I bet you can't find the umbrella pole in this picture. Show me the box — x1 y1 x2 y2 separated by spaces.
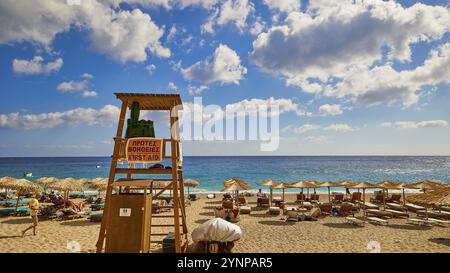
363 188 366 220
282 188 285 201
328 187 331 203
270 188 272 206
15 194 20 213
402 188 406 206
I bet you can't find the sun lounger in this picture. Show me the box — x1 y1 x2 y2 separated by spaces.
386 202 407 212
439 206 450 212
310 194 320 203
237 195 247 205
222 200 234 210
340 203 354 217
359 202 380 210
405 203 426 212
300 201 313 209
417 210 450 220
367 216 389 225
0 199 31 207
296 194 305 203
319 203 332 216
346 217 365 226
257 197 270 209
239 206 251 214
344 192 362 203
385 209 409 218
366 209 393 219
207 194 215 199
0 206 29 216
269 206 281 215
386 194 402 203
58 208 91 220
407 218 434 226
332 193 344 203
90 203 105 211
427 218 450 227
370 194 385 204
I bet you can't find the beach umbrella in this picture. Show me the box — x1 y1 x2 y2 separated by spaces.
35 177 59 192
223 178 252 190
184 179 199 196
290 180 318 198
406 185 450 207
89 177 107 183
319 181 339 202
0 176 16 197
337 180 357 197
260 179 281 205
351 182 377 217
47 178 83 200
271 183 290 201
408 180 442 192
4 178 40 211
221 182 249 199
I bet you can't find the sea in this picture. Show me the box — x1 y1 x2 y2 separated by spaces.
0 156 449 192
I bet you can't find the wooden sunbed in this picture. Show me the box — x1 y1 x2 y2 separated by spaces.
405 203 426 212
359 202 379 210
407 218 434 226
428 218 450 227
346 216 365 226
367 216 389 225
386 202 407 212
366 209 393 219
417 210 450 220
385 209 409 218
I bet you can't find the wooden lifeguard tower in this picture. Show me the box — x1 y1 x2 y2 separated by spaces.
96 93 188 253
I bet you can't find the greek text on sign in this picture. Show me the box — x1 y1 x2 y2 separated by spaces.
126 137 163 163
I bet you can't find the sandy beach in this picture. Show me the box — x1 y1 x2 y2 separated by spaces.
1 193 449 253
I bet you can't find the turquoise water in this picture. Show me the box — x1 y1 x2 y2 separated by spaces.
0 156 449 192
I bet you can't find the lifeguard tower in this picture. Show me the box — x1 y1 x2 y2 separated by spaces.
96 93 188 253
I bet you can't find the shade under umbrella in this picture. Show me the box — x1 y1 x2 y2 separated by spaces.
184 179 199 195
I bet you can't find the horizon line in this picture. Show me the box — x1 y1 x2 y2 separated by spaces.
1 154 450 158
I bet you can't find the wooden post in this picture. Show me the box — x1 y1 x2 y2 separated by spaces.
170 107 181 253
96 99 128 253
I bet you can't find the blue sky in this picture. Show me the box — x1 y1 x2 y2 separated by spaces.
0 0 449 156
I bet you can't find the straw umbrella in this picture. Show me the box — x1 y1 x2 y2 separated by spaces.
319 181 339 202
0 176 16 198
47 178 83 201
4 178 40 211
222 182 249 199
290 180 317 197
184 179 199 196
88 178 108 198
223 178 252 190
375 180 401 207
259 179 280 205
408 180 442 193
338 180 357 197
271 183 289 201
351 182 377 217
406 185 450 207
36 177 59 192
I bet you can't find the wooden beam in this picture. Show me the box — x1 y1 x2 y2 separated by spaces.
170 109 181 253
96 99 128 253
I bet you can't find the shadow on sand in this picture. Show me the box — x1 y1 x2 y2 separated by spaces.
323 222 362 229
428 237 450 247
258 220 296 226
60 220 99 227
1 218 32 225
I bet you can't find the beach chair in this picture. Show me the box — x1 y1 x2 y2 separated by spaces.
296 193 306 203
386 202 408 212
367 216 389 225
345 192 362 203
214 207 225 218
319 203 332 216
58 208 91 221
222 193 232 200
332 193 344 203
207 194 215 199
339 203 354 217
90 203 105 211
189 194 199 201
438 206 450 212
359 202 380 210
285 209 299 222
269 206 281 215
385 209 409 218
370 194 385 204
239 206 251 214
310 194 320 203
346 216 365 226
366 209 393 219
0 206 30 216
407 218 434 226
237 195 247 206
386 194 402 203
257 197 270 209
405 203 426 212
427 218 450 227
417 210 450 220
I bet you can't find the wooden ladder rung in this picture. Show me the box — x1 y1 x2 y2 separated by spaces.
151 224 183 227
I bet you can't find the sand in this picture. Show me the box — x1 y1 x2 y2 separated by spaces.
1 193 449 253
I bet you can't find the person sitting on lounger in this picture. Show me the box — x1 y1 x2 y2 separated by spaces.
21 193 41 237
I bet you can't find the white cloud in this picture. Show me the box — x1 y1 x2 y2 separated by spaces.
81 73 94 79
250 1 450 107
168 82 178 91
293 124 321 134
82 91 98 97
0 105 119 130
250 17 266 36
318 104 343 116
0 0 170 63
57 80 88 93
201 0 254 34
167 25 178 42
303 135 331 144
382 120 448 129
12 56 63 75
263 0 300 13
146 64 156 74
187 85 209 95
181 44 247 85
323 123 354 133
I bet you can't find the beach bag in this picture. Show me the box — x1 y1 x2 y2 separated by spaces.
191 218 242 243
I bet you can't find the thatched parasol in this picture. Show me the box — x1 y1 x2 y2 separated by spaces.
260 179 281 205
223 178 252 190
318 181 339 202
2 178 40 211
406 185 450 206
290 180 319 198
407 180 442 192
271 183 290 201
47 178 83 200
184 179 199 196
221 182 250 198
0 176 16 197
35 177 59 192
351 182 377 217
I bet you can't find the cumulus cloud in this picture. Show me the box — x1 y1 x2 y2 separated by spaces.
0 0 170 63
12 56 63 75
323 123 354 132
167 82 178 91
250 0 450 107
381 120 448 129
0 105 119 130
318 104 343 116
187 85 209 95
201 0 254 34
293 124 321 134
57 74 97 98
145 64 156 74
181 44 247 85
303 135 331 144
263 0 300 13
